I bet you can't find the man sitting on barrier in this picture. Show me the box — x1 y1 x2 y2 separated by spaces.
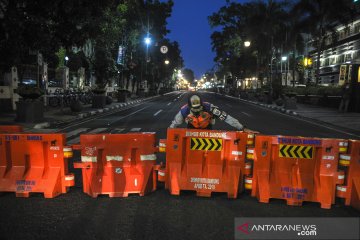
169 94 245 130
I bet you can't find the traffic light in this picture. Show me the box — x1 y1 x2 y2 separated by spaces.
304 57 313 67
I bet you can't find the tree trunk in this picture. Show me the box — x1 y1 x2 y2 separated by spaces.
316 41 321 86
292 42 296 87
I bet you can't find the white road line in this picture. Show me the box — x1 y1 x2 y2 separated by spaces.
241 111 251 117
154 109 163 116
59 103 148 131
226 104 232 107
88 128 108 134
66 128 89 138
109 128 125 134
130 128 141 132
167 103 171 106
107 106 150 125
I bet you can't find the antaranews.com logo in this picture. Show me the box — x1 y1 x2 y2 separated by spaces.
235 218 359 240
237 222 317 236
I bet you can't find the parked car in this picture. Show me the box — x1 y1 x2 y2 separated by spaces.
20 78 37 86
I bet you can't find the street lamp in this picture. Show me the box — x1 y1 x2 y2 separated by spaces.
144 37 152 46
143 35 152 89
164 60 170 65
281 56 288 86
244 41 251 47
65 56 69 66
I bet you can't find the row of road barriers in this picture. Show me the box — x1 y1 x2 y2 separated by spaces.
0 125 359 211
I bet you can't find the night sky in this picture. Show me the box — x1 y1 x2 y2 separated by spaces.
166 0 247 79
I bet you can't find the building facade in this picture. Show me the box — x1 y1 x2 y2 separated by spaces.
308 18 360 85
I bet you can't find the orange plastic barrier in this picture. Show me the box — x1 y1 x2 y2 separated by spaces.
0 133 74 198
0 125 23 133
250 135 346 209
73 133 158 197
336 140 360 210
164 128 254 198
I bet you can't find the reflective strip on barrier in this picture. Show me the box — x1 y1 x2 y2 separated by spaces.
140 154 156 161
246 148 254 159
337 186 347 192
65 175 75 181
339 154 351 166
106 156 123 161
247 134 255 145
244 177 253 190
336 185 348 199
159 139 166 152
232 151 243 156
339 141 348 153
81 156 97 162
63 147 73 158
159 171 165 176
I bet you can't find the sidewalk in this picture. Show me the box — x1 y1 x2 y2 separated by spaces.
0 96 158 131
223 94 360 134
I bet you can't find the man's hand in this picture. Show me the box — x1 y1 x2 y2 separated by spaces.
185 114 194 124
241 128 259 134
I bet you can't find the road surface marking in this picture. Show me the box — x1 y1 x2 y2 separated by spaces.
66 128 89 138
226 104 232 107
112 128 125 133
154 109 163 116
130 128 141 132
241 112 251 117
106 106 150 125
59 104 149 131
167 103 171 106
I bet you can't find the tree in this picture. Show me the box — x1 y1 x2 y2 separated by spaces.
182 68 195 83
0 0 113 71
209 0 289 95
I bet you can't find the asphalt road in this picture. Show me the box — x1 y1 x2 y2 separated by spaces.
0 91 359 240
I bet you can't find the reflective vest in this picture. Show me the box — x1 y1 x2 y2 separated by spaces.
180 103 213 129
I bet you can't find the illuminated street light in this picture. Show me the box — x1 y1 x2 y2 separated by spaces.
144 37 152 46
64 56 69 66
244 41 251 47
281 56 288 61
164 60 170 65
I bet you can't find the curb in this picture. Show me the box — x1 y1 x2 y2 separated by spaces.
32 97 157 129
219 93 298 116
